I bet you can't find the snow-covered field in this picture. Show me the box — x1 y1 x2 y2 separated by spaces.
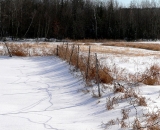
0 42 160 130
97 46 160 74
0 56 108 130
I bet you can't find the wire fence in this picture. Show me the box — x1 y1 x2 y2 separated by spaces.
56 42 113 97
0 42 160 91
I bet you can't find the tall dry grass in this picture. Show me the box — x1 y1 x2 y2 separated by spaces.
57 43 160 86
57 44 113 85
139 65 160 85
2 42 56 56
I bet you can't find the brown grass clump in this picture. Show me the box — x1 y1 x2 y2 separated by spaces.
124 87 147 106
121 108 130 120
137 96 147 106
120 120 128 128
133 118 142 130
106 97 119 110
148 126 160 130
7 43 28 56
99 67 113 84
123 87 139 99
103 119 117 129
147 113 159 124
113 83 125 93
142 109 160 130
145 110 160 124
141 65 160 85
11 50 27 56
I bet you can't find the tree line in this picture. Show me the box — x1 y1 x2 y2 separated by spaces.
0 0 160 40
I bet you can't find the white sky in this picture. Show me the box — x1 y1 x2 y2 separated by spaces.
116 0 155 6
99 0 138 7
117 0 133 6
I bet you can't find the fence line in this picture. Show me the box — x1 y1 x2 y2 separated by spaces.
56 43 113 97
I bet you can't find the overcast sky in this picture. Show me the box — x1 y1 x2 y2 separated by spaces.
116 0 154 6
117 0 132 6
99 0 157 7
99 0 137 7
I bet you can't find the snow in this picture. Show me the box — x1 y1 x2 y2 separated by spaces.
0 43 160 130
88 45 160 75
138 41 160 44
0 56 108 130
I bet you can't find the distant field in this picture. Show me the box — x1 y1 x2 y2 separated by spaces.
72 40 160 51
0 41 160 57
102 42 160 51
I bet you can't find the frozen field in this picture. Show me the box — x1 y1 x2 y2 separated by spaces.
0 56 108 130
0 43 160 130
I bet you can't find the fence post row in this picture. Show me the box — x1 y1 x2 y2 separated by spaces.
56 45 101 97
86 46 91 81
76 45 79 71
95 53 101 97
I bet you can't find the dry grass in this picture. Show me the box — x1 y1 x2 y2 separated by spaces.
99 68 113 84
75 43 160 58
133 118 142 130
102 119 117 129
113 83 125 93
72 39 124 44
137 96 147 106
102 42 160 51
2 42 57 56
141 65 160 85
120 120 128 128
106 96 120 110
148 126 160 130
57 44 113 86
121 108 130 120
146 112 160 124
123 87 139 99
141 109 160 130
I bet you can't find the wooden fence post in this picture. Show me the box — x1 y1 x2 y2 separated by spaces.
86 46 91 81
95 53 101 97
56 45 59 56
69 44 75 65
76 45 79 71
65 43 68 60
62 43 64 58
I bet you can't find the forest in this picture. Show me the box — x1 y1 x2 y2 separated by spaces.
0 0 160 40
